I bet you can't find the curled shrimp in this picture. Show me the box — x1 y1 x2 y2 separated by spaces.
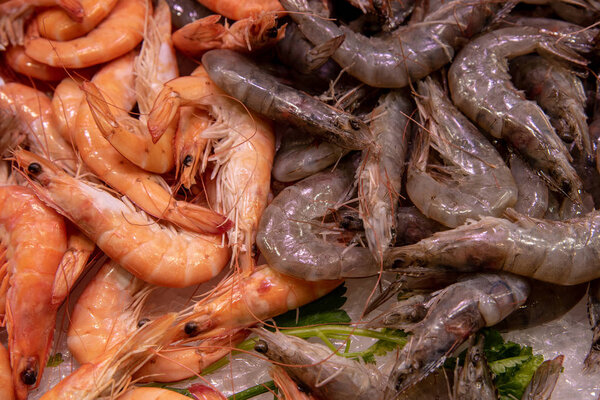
281 0 505 88
36 0 119 41
254 328 385 400
0 343 15 400
173 14 285 57
24 0 146 68
76 52 230 234
258 155 383 281
86 0 177 173
375 273 529 397
67 260 151 364
407 78 518 228
15 149 231 288
149 65 274 264
0 185 67 399
387 207 600 286
39 313 177 400
0 0 83 50
448 26 586 203
5 46 66 81
194 0 283 20
358 90 412 261
509 153 549 218
199 49 372 151
177 264 341 340
0 82 77 173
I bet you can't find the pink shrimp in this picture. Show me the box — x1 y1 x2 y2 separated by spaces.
5 46 66 81
0 185 67 399
174 107 210 189
195 0 283 20
51 76 84 145
0 343 15 400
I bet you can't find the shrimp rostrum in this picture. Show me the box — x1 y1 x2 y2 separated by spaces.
387 208 600 286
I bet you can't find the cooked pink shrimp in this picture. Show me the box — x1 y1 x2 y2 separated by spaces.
177 264 341 340
0 343 15 400
0 185 67 400
39 313 177 400
15 149 231 288
0 82 77 173
0 0 83 49
24 0 146 68
75 52 230 234
149 66 275 266
174 107 210 189
51 76 84 145
195 0 283 20
5 46 65 81
270 366 318 400
67 260 151 364
86 0 177 173
117 387 207 400
36 0 119 41
0 246 8 323
172 14 285 57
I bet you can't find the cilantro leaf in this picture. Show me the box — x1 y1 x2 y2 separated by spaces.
358 329 408 364
46 353 64 367
489 355 531 375
496 354 544 400
271 283 351 328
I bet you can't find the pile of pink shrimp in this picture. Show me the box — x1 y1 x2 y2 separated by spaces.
1 0 600 398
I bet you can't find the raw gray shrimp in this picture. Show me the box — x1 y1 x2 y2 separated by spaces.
257 155 383 281
394 206 446 246
376 273 529 397
550 0 600 26
495 280 586 331
521 355 564 400
358 90 412 260
509 153 549 218
584 279 600 372
407 78 517 228
165 0 212 30
387 208 600 285
253 329 385 400
452 335 496 400
281 0 504 88
449 27 587 203
201 49 372 150
510 55 591 156
273 125 347 182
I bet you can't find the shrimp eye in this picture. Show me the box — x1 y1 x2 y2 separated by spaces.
27 162 42 175
183 155 194 167
472 353 480 363
266 27 279 38
349 119 361 130
184 321 199 336
254 340 269 354
21 368 37 385
137 318 150 328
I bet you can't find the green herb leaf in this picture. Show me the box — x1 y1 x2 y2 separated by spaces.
497 354 544 400
489 355 531 375
227 381 277 400
46 353 64 367
271 284 351 328
358 328 407 364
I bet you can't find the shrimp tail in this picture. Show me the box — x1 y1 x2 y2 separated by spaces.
170 201 233 234
537 40 588 68
82 81 121 140
148 86 181 143
305 35 345 71
173 15 227 57
522 355 564 398
51 233 95 305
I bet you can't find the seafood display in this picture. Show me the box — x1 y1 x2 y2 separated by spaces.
1 0 600 399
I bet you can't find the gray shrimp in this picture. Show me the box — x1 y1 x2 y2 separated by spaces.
510 55 591 156
509 153 549 218
585 279 600 372
394 206 446 246
452 335 497 400
253 329 385 400
449 27 587 203
164 0 212 30
521 355 564 400
550 0 600 26
376 273 529 397
257 155 383 281
272 125 347 182
387 208 600 285
281 0 505 88
407 78 517 228
358 90 413 261
495 280 586 331
201 49 372 150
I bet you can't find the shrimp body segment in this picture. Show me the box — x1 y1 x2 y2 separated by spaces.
407 78 518 228
117 387 202 400
24 0 147 68
51 76 85 145
201 49 372 150
0 186 67 399
15 149 231 288
195 0 283 20
5 46 66 81
0 343 15 400
388 208 600 286
281 0 503 88
448 27 585 202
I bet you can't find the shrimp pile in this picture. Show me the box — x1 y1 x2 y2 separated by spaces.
2 0 600 399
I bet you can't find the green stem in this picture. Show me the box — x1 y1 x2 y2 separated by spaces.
227 381 277 400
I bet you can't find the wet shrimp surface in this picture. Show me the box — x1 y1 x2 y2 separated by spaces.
1 0 600 399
